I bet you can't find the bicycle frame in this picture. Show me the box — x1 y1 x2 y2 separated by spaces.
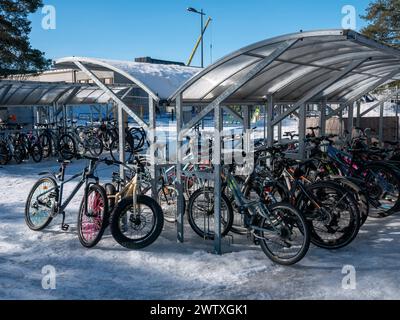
223 170 274 221
35 160 100 222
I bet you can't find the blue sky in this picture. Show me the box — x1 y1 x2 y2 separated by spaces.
29 0 372 67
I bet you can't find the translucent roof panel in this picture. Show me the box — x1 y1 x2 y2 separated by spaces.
171 29 400 104
55 57 201 101
0 81 130 106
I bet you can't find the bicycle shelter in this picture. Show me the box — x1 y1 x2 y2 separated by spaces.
1 58 200 194
1 29 400 255
169 29 400 254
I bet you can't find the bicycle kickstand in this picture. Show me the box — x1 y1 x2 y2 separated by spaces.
61 212 70 231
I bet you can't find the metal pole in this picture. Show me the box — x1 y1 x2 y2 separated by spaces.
278 105 283 142
201 9 204 68
356 100 361 128
263 105 267 142
176 94 185 243
117 105 126 180
149 97 157 199
396 102 399 141
267 95 274 147
320 100 327 136
299 103 307 160
243 106 250 131
348 103 355 137
214 104 222 255
339 105 344 136
380 102 384 146
63 105 67 129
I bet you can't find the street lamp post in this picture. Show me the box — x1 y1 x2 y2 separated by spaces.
187 7 206 68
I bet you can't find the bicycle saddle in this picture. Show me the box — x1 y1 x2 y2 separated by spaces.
57 159 71 165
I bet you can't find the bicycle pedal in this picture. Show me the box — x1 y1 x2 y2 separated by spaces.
253 236 260 246
61 224 70 231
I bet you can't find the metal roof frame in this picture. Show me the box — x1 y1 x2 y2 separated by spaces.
170 29 400 105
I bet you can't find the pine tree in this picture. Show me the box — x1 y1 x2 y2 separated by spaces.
0 0 51 77
361 0 400 48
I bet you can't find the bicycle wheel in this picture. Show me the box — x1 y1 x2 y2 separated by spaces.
39 133 52 158
297 181 360 250
25 177 57 231
0 142 10 165
30 144 43 163
158 185 185 223
87 136 104 157
110 139 134 163
257 203 310 266
331 177 369 226
59 134 76 160
128 128 146 151
363 163 400 217
188 187 233 240
103 129 116 151
13 144 25 164
111 195 164 250
77 185 109 248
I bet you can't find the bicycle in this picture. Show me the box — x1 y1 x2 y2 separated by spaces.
17 129 43 163
102 158 165 250
188 164 310 266
37 122 77 160
25 155 110 248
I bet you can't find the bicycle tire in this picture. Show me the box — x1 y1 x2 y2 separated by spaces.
25 177 57 231
111 195 164 250
58 134 76 160
77 184 109 248
30 144 43 163
187 187 234 240
257 203 310 266
296 181 361 250
363 163 400 217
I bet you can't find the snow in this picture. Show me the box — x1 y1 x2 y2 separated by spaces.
55 57 201 100
1 159 400 300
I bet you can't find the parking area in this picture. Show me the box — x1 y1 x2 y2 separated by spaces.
1 160 400 300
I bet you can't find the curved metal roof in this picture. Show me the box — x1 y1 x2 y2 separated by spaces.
0 80 131 106
55 57 201 101
171 29 400 104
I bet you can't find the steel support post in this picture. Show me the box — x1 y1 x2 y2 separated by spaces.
339 105 344 136
243 105 251 130
214 104 223 255
348 103 355 137
176 94 185 243
380 102 384 146
148 97 158 199
299 103 307 160
278 105 283 142
356 101 361 128
62 105 67 129
117 104 126 180
320 99 327 136
267 96 274 147
263 105 267 142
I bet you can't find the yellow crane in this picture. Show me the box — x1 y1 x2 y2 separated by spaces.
187 17 212 67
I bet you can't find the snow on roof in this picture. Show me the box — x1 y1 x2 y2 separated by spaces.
55 57 201 101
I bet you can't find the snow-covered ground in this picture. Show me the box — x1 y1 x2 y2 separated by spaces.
1 159 400 300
